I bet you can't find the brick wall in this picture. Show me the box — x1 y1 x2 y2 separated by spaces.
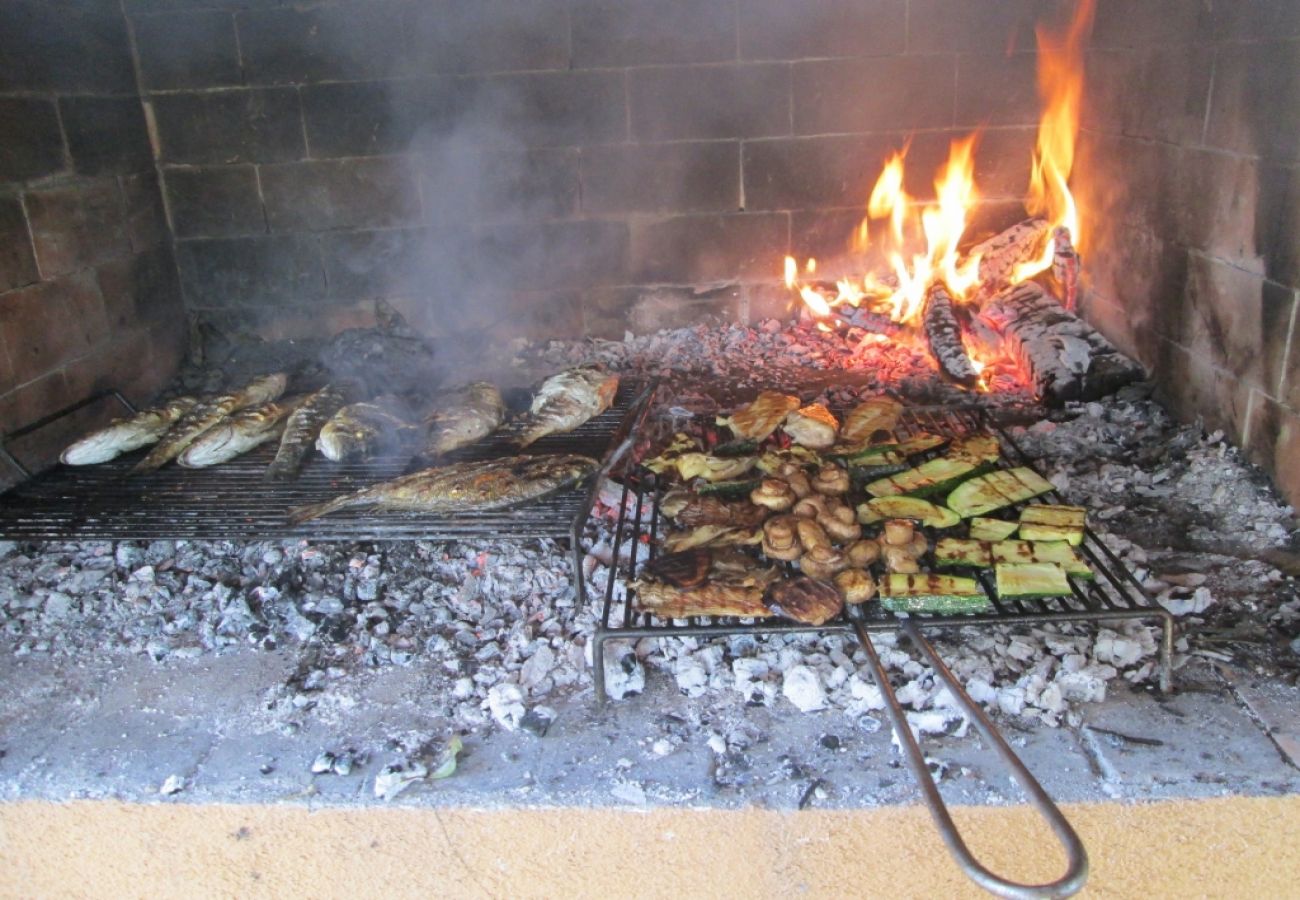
1074 0 1300 506
130 0 1064 340
0 0 186 479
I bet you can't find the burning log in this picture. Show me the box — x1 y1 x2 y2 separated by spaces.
968 218 1049 294
922 282 979 388
1051 225 1080 312
979 282 1144 405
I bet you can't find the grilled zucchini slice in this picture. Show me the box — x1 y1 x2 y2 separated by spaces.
696 478 763 499
933 538 994 568
866 457 991 498
968 517 1019 541
879 574 991 614
857 497 960 528
945 433 1001 465
935 538 1093 578
1018 504 1087 545
946 466 1053 517
995 563 1072 598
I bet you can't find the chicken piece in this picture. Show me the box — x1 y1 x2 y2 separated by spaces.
782 403 839 449
717 391 800 441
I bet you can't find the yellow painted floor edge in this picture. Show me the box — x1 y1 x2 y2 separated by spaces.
2 796 1298 898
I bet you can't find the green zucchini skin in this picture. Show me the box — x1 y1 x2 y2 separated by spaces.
878 574 991 614
858 497 961 528
712 439 761 458
696 478 762 499
866 458 995 499
933 538 1093 578
945 466 1054 517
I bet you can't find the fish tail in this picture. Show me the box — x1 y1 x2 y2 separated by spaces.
287 488 370 524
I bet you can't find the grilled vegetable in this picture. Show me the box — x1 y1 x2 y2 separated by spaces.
879 574 990 614
811 464 850 496
865 456 993 498
783 403 839 449
995 563 1072 598
945 466 1054 518
61 396 198 465
856 497 960 529
933 538 1092 578
968 517 1019 541
712 438 760 458
717 391 800 441
834 568 877 605
674 453 757 482
756 446 823 474
751 477 796 511
762 515 802 561
696 478 764 499
663 524 762 553
518 367 619 447
1018 504 1086 545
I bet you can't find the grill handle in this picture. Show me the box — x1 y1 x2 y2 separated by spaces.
852 619 1089 899
0 388 137 479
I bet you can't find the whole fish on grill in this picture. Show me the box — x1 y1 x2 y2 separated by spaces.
265 382 354 480
178 398 301 468
287 453 597 523
132 373 287 473
517 367 619 448
419 381 505 459
316 401 421 462
60 396 198 465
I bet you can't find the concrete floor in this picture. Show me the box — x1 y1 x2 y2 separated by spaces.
1 643 1296 811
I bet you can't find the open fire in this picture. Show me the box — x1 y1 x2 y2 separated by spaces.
782 0 1100 397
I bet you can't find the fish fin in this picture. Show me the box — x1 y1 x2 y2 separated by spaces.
287 497 346 524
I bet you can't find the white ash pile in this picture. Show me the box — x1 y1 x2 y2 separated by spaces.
0 537 596 733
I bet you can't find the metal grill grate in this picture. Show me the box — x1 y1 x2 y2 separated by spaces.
585 404 1174 700
0 381 653 542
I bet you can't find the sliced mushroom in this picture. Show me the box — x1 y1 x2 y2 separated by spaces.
811 463 850 496
761 515 802 561
750 477 796 512
846 538 882 568
800 544 848 580
883 545 920 574
834 568 877 604
795 517 831 552
882 518 915 547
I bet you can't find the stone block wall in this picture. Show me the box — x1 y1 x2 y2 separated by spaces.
0 0 186 478
1074 0 1300 505
127 0 1065 339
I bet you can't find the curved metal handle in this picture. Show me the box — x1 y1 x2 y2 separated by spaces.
852 620 1089 899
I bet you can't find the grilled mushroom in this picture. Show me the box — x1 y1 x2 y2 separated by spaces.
818 501 862 543
883 545 920 574
761 515 802 561
811 464 850 496
882 518 915 546
792 494 830 519
906 532 929 558
750 477 796 512
800 544 848 580
846 538 882 568
834 568 877 604
795 517 831 552
776 463 813 499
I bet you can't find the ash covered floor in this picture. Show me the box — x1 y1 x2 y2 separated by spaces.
1 323 1299 807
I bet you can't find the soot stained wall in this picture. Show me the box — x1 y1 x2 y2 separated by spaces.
130 0 1069 341
1075 0 1300 505
0 0 186 480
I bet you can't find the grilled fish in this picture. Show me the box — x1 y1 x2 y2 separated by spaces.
132 373 288 473
266 383 353 480
177 399 300 468
517 367 619 448
288 453 597 523
60 396 198 465
716 391 800 441
316 402 420 462
420 381 505 458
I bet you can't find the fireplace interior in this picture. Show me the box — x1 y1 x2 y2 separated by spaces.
1 0 1299 895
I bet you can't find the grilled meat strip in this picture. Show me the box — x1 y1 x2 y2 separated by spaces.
177 398 300 468
316 401 420 462
633 549 779 619
420 381 505 458
266 383 352 480
517 367 619 448
288 453 597 523
132 373 287 473
60 396 198 465
716 390 800 441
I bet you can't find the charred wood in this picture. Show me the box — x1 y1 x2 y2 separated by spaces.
923 282 979 387
968 218 1049 295
979 282 1144 405
1051 225 1080 312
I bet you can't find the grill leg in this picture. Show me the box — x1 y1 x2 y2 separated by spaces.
1157 610 1175 695
592 630 608 704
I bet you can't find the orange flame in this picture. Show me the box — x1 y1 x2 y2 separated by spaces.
1013 0 1095 283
